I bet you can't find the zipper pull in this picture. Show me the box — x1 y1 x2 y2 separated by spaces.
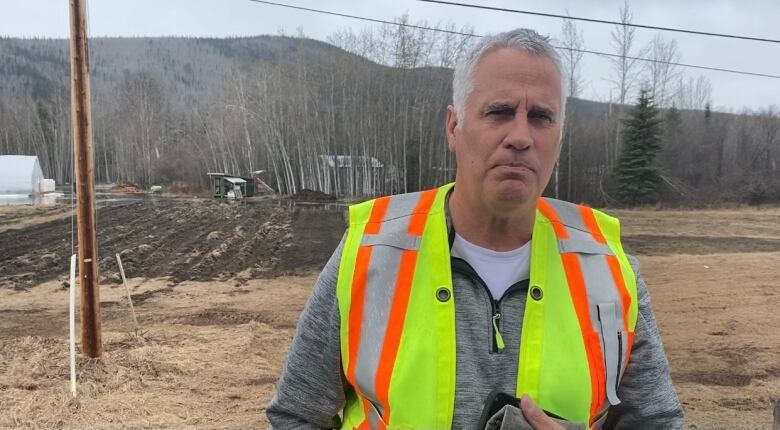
492 313 505 351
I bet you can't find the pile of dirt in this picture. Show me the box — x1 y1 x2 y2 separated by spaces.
291 189 336 202
0 199 345 291
110 180 142 193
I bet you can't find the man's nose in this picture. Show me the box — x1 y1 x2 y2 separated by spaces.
502 114 533 151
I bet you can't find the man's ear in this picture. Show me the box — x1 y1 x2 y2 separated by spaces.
445 105 459 152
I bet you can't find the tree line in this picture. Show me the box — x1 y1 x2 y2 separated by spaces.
0 6 778 205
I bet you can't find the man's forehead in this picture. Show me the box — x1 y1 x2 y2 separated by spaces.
469 49 561 108
472 85 561 111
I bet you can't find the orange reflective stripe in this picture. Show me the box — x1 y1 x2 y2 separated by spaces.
347 246 371 385
374 189 437 427
578 206 607 244
580 206 632 334
606 255 631 332
348 197 393 429
365 196 390 235
539 199 604 422
347 246 374 429
374 249 418 428
561 253 605 421
408 189 438 236
357 402 371 430
537 198 569 239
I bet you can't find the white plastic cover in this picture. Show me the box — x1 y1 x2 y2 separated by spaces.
224 177 246 184
39 178 56 193
0 155 45 195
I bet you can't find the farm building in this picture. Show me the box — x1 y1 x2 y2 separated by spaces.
319 154 383 196
207 173 256 199
0 155 50 195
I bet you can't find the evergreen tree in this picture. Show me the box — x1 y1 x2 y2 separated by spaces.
613 89 664 205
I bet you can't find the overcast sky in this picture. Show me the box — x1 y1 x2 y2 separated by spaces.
2 0 778 111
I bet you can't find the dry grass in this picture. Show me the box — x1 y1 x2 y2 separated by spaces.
612 207 780 239
0 275 314 429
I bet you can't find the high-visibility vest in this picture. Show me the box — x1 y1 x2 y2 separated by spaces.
336 183 638 429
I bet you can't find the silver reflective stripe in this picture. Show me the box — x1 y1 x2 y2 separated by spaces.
543 198 588 232
575 250 623 331
367 401 383 429
564 224 594 243
353 191 423 420
598 302 621 406
558 239 614 255
383 190 422 221
354 241 403 404
361 231 421 250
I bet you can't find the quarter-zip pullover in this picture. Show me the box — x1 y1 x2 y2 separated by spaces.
266 234 684 429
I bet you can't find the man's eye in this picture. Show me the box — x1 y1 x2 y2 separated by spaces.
488 108 514 117
529 111 554 123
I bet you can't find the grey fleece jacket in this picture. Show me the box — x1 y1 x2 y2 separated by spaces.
267 233 684 429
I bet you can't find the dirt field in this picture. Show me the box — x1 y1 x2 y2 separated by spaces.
1 200 779 429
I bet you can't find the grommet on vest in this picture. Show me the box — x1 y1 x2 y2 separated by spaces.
530 285 543 301
436 287 451 302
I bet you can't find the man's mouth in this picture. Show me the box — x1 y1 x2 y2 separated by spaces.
495 163 534 173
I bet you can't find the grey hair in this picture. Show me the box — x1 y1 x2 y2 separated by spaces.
452 29 567 127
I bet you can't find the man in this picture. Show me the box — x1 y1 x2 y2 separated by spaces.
267 29 683 429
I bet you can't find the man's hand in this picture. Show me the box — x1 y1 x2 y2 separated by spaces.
519 394 565 430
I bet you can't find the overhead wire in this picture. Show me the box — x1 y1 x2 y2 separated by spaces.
246 0 780 80
418 0 780 45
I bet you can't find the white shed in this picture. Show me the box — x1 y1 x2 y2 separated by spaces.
0 155 45 195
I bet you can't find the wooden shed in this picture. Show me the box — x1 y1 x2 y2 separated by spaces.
207 173 256 198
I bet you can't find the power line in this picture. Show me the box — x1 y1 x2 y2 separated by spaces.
246 0 475 38
419 0 780 45
246 0 780 80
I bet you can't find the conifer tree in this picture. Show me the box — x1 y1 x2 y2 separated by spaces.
613 89 664 204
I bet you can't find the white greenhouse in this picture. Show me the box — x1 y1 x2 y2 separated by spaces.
0 155 46 195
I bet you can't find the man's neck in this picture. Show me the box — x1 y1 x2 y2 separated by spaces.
448 186 536 252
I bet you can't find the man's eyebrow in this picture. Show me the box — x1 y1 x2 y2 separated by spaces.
482 101 517 112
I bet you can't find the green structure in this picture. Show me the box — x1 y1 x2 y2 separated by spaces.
207 173 256 199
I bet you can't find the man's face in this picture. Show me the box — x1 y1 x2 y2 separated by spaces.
446 48 563 211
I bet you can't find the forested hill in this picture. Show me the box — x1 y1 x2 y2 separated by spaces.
0 36 372 105
1 35 777 205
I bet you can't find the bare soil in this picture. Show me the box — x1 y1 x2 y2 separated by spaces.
0 199 344 290
1 202 778 429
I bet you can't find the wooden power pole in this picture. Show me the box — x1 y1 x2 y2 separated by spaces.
69 0 102 358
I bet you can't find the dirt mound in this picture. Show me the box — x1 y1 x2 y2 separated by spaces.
291 189 336 201
0 199 345 290
110 180 141 193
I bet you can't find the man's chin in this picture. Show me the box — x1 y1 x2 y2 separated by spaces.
489 181 537 205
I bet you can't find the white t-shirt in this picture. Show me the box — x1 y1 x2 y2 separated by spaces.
451 233 531 300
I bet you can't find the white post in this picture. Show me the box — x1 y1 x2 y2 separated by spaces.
116 254 139 336
69 254 77 397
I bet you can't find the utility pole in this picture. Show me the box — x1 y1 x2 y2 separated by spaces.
69 0 102 358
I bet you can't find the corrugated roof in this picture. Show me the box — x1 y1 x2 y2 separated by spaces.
224 177 247 184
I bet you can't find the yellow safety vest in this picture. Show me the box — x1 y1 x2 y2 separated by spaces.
336 183 638 429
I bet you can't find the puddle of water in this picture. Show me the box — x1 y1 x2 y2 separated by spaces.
0 194 63 206
245 198 348 212
1 190 351 213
